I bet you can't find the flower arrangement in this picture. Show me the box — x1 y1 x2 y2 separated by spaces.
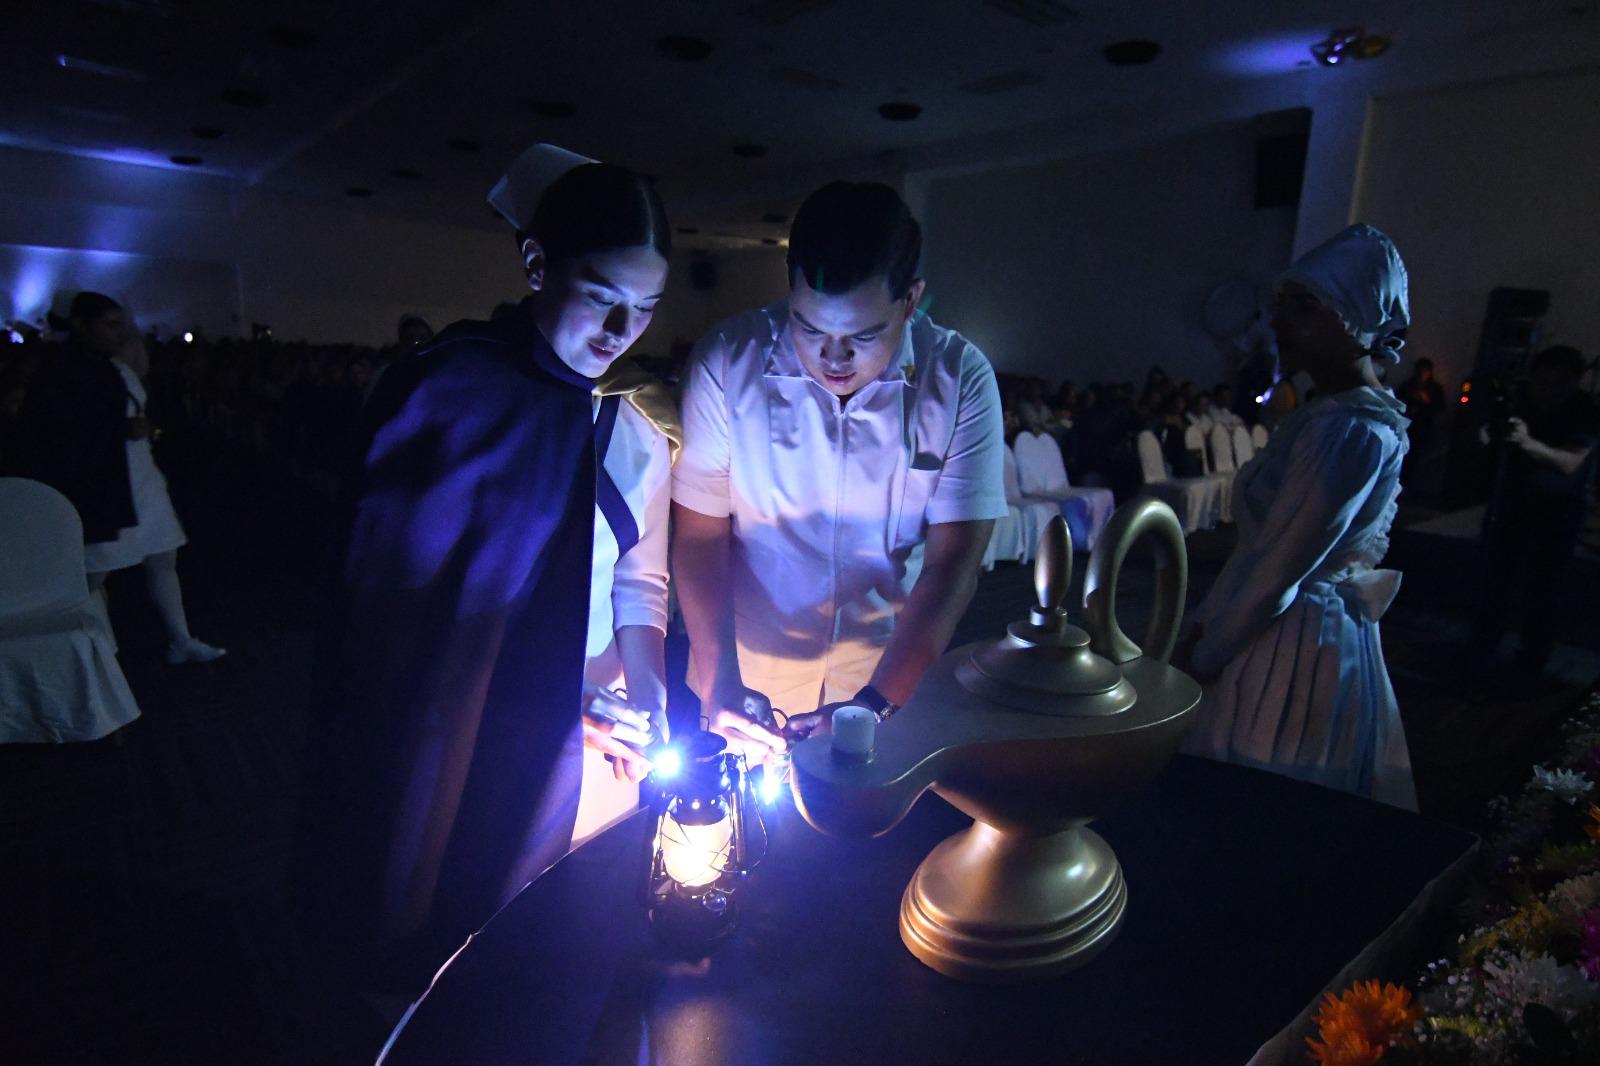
1307 689 1600 1064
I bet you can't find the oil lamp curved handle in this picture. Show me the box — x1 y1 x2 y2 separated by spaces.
1081 497 1187 664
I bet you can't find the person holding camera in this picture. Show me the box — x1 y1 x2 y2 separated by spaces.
1469 345 1598 677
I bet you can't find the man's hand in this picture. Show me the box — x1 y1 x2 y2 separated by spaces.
782 703 846 742
582 685 658 782
1505 416 1531 449
703 681 786 766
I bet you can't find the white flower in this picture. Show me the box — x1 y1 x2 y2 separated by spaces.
1548 873 1600 925
1529 765 1594 805
1482 953 1600 1017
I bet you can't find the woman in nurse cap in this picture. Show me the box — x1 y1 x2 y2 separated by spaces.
293 144 676 991
1179 223 1418 810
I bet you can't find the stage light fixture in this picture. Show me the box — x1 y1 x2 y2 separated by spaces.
1310 28 1391 67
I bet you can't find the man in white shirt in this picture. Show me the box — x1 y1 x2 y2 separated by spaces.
672 182 1006 758
1211 384 1246 431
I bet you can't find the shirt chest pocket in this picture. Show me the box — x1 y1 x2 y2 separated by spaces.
891 454 943 551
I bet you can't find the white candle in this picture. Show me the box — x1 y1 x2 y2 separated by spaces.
832 705 876 759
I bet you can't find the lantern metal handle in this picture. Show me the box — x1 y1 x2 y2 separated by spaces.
1082 497 1187 664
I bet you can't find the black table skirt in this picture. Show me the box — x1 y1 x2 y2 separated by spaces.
379 756 1474 1065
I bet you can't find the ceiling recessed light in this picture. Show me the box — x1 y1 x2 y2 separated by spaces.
1310 27 1390 67
732 143 768 158
390 167 423 180
761 212 788 224
222 87 268 108
1103 40 1161 66
447 137 483 153
192 125 224 140
658 35 713 62
877 101 921 121
169 154 203 167
530 100 577 118
267 25 318 49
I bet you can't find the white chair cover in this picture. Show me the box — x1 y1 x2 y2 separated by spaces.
1208 424 1237 473
1002 445 1059 563
1134 431 1220 534
1252 423 1270 449
1231 424 1255 466
0 478 140 743
1205 424 1239 523
1010 433 1115 551
983 505 1026 571
1183 425 1211 475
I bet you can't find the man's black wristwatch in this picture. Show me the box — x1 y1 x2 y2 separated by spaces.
853 684 900 723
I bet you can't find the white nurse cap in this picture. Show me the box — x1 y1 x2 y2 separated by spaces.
487 143 598 233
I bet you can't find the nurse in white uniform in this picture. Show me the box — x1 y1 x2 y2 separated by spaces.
487 146 680 846
83 329 226 665
673 181 1006 755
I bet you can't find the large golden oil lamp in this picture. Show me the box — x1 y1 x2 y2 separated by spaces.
790 501 1200 982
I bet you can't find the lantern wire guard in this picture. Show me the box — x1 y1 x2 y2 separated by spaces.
641 729 770 951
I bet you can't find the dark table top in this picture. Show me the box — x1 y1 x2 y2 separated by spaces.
380 756 1474 1066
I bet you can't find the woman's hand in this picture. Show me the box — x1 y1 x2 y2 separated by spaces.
582 685 657 782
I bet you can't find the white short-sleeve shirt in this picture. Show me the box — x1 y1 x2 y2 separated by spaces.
673 299 1006 713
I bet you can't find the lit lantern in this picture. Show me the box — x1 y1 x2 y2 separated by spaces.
643 730 755 948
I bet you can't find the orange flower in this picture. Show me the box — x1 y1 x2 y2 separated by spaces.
1586 803 1600 843
1305 981 1420 1064
1306 1026 1384 1066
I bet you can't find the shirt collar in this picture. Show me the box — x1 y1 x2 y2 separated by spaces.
510 300 595 390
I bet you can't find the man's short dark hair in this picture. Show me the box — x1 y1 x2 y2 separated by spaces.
1532 345 1585 379
787 181 921 300
1413 357 1434 372
69 291 121 324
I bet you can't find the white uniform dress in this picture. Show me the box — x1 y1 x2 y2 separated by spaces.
82 360 187 574
673 300 1007 715
570 393 673 847
1183 385 1417 809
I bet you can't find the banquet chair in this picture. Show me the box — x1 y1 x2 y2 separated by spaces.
1200 424 1236 524
1011 432 1115 550
1135 430 1219 534
1231 424 1256 467
982 449 1029 571
0 478 141 743
999 445 1060 564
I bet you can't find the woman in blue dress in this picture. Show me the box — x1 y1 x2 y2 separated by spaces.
1181 224 1418 810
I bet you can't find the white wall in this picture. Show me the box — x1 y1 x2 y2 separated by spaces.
917 118 1298 386
0 144 525 346
0 143 787 351
1352 68 1600 390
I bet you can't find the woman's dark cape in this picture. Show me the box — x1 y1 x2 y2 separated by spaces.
292 309 598 983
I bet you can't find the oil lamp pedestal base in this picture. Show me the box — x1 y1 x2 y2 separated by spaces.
898 821 1126 983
